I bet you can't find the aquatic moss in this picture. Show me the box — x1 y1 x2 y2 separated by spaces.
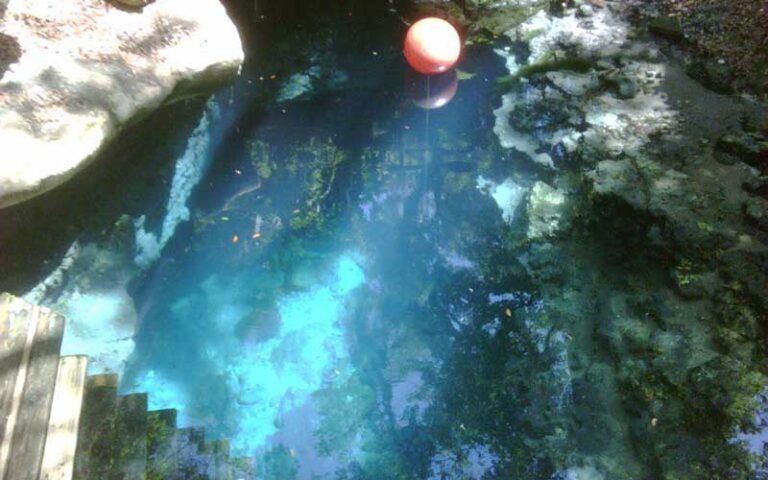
464 0 550 39
287 139 348 233
496 57 594 91
260 445 299 480
313 373 376 456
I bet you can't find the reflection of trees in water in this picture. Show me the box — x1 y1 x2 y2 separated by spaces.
332 127 584 477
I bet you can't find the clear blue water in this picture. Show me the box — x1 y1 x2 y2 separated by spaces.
117 21 558 476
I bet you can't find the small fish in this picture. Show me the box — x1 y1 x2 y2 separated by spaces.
505 308 512 317
252 232 262 240
232 235 240 244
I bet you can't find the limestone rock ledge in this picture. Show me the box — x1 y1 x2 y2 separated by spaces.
0 0 243 209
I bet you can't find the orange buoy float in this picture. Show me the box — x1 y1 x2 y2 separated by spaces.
404 17 461 75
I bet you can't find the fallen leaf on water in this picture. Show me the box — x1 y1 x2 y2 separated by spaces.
456 69 476 81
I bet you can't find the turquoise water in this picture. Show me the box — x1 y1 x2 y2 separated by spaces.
116 17 563 474
3 1 767 479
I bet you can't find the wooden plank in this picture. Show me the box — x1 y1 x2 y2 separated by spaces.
175 427 209 480
0 293 38 480
114 393 148 480
147 409 178 480
39 356 88 480
85 374 117 389
206 439 230 480
229 457 255 480
73 377 118 480
5 300 64 480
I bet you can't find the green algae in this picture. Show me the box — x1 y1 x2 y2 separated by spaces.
260 445 299 480
314 373 377 456
496 56 595 91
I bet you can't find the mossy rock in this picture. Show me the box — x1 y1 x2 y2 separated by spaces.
648 16 684 42
497 57 594 91
687 356 763 429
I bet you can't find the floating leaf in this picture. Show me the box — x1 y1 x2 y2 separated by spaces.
456 69 476 81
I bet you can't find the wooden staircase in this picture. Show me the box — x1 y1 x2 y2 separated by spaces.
0 294 255 480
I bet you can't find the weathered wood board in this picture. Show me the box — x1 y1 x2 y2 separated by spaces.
0 293 65 480
39 356 88 480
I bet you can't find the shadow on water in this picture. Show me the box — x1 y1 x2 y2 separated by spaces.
0 98 209 295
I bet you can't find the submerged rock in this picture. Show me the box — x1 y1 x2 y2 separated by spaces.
603 73 639 99
526 181 569 240
26 240 139 374
0 0 243 209
552 465 605 480
648 16 684 42
546 70 599 97
717 132 768 169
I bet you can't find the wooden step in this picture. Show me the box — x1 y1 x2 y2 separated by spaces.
39 355 88 480
72 375 119 480
174 427 209 480
0 293 65 480
147 409 178 479
205 439 230 480
0 294 33 480
229 457 255 480
1 293 253 480
114 393 148 480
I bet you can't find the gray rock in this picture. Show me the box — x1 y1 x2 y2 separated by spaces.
648 16 684 42
603 72 640 99
577 4 594 17
686 59 735 94
615 76 639 99
744 198 768 231
671 269 721 299
526 182 570 240
717 132 768 168
109 0 155 8
0 32 20 78
546 71 599 96
0 0 244 209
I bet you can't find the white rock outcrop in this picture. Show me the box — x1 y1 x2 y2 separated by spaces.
0 0 243 209
526 181 568 240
